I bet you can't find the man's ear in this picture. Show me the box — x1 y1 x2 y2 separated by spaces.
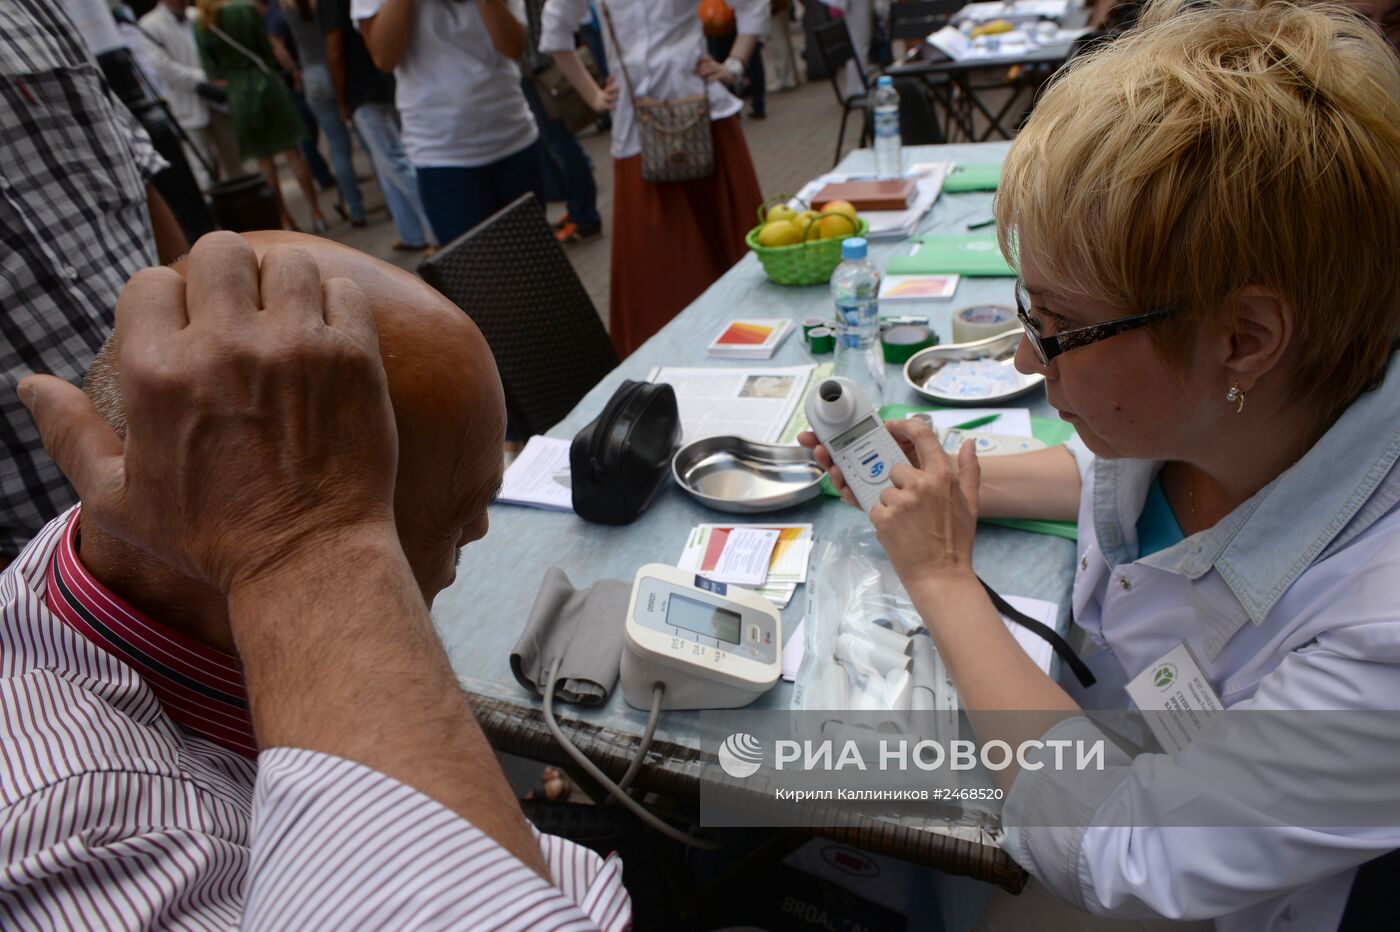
1219 286 1294 393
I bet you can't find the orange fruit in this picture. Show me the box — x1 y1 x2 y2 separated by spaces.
818 212 858 240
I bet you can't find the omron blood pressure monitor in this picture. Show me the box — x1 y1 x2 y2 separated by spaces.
804 377 911 512
621 564 782 710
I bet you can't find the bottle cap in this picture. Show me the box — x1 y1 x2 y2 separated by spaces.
840 237 868 261
877 75 893 88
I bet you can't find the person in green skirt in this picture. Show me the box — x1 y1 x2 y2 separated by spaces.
196 0 330 232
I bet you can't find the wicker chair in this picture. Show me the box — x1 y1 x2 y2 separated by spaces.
418 194 618 438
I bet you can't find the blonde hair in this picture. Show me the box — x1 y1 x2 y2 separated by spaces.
995 0 1400 415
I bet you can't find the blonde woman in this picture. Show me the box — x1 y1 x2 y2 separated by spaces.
804 2 1400 928
196 0 329 231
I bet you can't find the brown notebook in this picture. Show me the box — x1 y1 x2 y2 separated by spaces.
811 179 916 212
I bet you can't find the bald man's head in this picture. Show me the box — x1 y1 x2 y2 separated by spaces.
85 232 507 603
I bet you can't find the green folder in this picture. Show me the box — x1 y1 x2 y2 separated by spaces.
942 163 1002 192
885 234 1016 277
819 404 1079 541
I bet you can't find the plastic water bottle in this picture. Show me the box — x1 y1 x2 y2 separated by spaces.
830 237 885 404
873 76 902 179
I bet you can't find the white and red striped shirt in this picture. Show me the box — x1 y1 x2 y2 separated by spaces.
0 510 632 930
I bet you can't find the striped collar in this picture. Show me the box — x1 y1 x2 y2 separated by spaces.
45 510 257 759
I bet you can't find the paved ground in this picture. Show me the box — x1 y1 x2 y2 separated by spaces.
277 58 849 328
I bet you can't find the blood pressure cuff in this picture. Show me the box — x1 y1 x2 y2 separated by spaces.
511 567 630 706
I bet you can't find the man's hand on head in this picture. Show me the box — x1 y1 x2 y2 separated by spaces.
17 231 401 596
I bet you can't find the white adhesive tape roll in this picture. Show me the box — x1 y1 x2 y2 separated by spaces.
952 304 1018 344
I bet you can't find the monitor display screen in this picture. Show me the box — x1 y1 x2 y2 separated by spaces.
667 593 741 644
829 415 881 453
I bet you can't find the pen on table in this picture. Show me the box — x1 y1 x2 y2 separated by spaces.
966 217 996 230
950 414 1001 431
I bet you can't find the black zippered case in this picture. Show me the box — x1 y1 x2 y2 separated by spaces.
570 380 681 525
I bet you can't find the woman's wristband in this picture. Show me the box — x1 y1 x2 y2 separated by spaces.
724 56 745 79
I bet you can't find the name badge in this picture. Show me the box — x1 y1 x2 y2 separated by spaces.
1124 642 1225 753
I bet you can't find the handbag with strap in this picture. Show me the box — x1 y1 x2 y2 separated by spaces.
531 46 604 135
523 0 601 135
600 2 715 184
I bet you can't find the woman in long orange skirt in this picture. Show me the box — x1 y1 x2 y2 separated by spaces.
542 0 768 358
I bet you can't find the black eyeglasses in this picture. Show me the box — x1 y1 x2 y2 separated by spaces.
1015 279 1176 366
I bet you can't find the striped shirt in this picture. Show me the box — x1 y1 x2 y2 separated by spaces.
0 510 632 930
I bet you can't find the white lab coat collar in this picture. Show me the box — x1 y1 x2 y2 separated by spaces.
1088 349 1400 659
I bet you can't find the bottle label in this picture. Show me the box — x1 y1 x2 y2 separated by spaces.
875 110 898 139
835 299 867 330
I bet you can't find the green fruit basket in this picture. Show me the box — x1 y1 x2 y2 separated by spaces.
747 216 869 286
747 193 866 286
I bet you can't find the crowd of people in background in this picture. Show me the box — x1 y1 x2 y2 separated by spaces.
0 0 824 571
164 0 817 353
11 0 1399 562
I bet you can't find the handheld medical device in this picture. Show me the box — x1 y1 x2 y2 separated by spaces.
803 377 911 512
621 563 782 710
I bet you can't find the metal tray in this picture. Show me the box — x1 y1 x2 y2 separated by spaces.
903 330 1044 405
672 436 825 514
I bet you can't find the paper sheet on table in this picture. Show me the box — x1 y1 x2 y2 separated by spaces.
649 365 816 445
496 436 574 512
792 163 952 239
678 524 814 608
709 528 781 586
780 594 1058 682
958 0 1070 23
906 408 1033 438
928 25 1033 62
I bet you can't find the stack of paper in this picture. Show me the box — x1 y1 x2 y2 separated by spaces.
677 524 814 608
496 436 574 512
648 364 816 445
707 319 795 360
792 162 952 240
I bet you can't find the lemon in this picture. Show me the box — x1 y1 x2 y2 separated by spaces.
793 210 821 239
766 204 798 224
757 219 802 247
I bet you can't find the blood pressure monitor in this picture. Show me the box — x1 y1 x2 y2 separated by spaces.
804 377 911 512
621 564 782 710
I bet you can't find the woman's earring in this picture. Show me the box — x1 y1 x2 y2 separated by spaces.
1226 382 1245 414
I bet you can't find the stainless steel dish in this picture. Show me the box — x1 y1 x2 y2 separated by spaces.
903 330 1044 405
672 436 825 514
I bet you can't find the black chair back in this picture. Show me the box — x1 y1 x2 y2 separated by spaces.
418 194 618 439
889 0 966 40
812 19 865 103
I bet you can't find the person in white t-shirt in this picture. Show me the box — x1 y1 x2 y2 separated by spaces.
356 0 544 243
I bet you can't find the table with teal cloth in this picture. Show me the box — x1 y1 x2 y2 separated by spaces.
432 142 1072 891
